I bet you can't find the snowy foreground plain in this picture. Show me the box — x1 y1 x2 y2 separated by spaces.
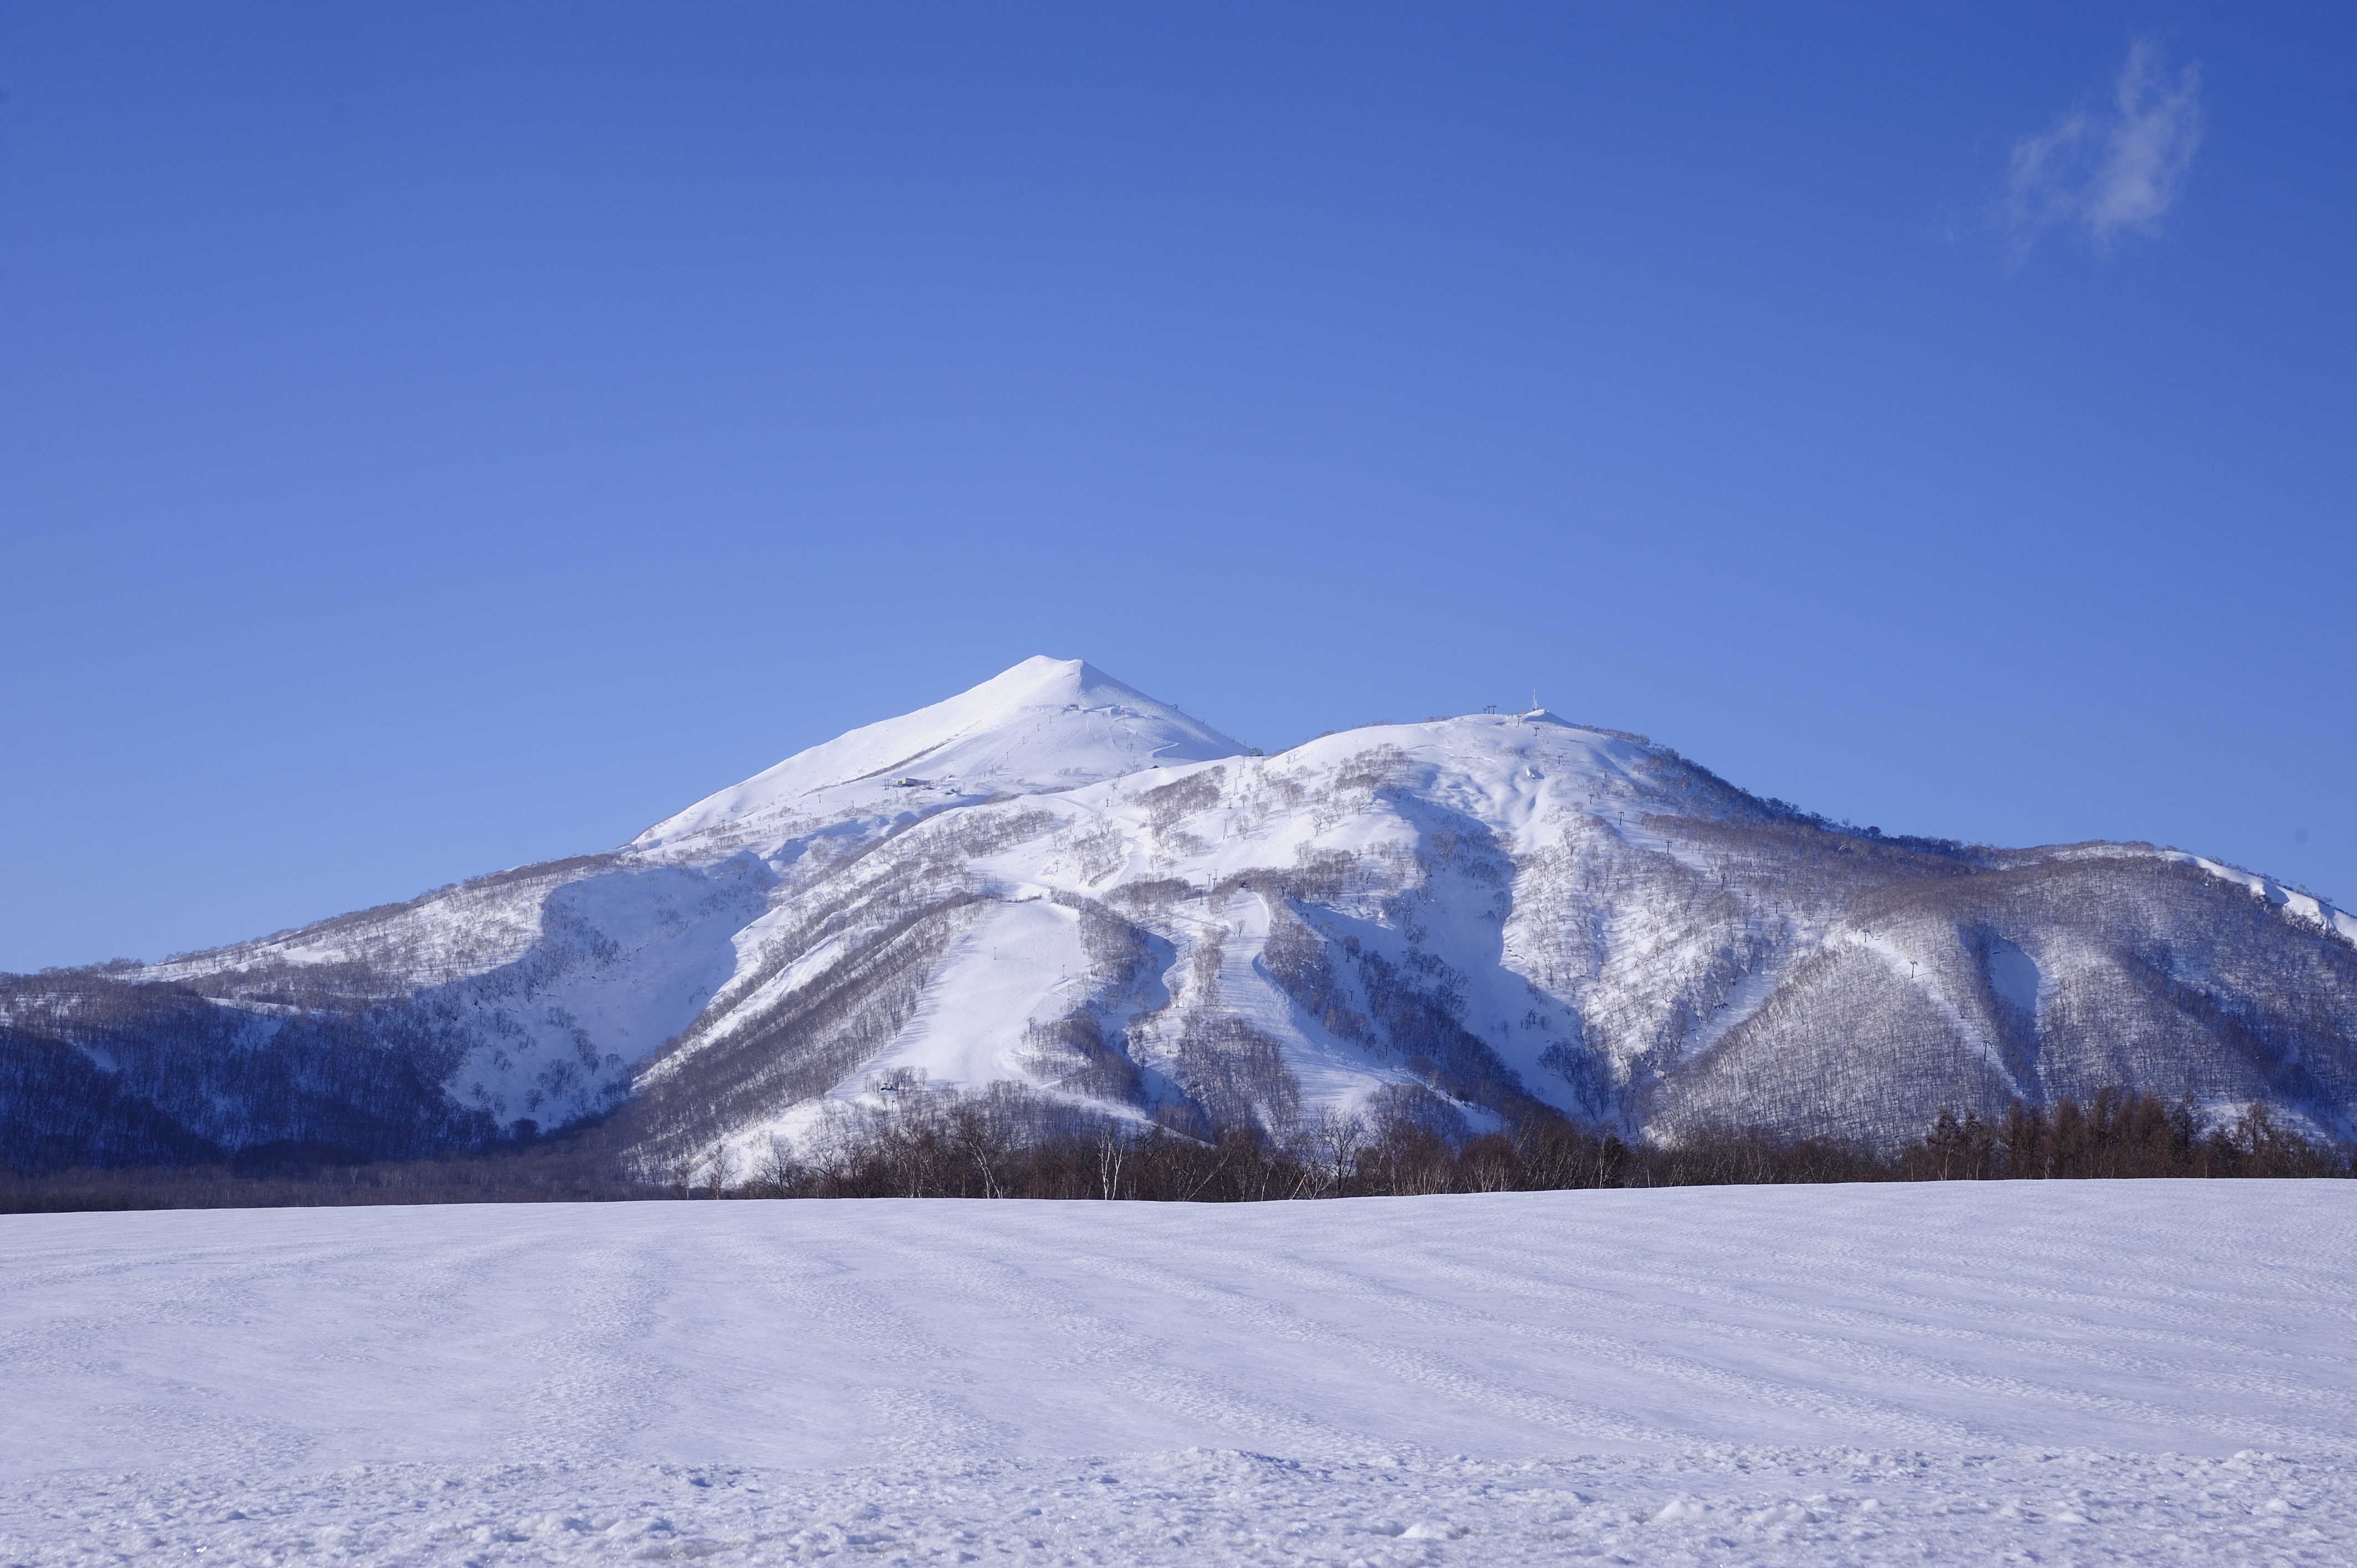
3 1184 2352 1566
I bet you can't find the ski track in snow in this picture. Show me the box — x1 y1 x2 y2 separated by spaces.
3 1183 2353 1565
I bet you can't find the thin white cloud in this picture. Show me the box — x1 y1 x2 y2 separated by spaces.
2005 39 2204 259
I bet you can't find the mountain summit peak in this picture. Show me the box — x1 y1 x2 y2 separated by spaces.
936 656 1164 721
632 657 1242 849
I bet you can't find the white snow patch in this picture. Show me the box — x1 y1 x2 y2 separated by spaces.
869 896 1090 1090
1986 937 2042 1017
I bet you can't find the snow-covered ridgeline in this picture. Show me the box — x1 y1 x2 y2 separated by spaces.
2167 851 2357 943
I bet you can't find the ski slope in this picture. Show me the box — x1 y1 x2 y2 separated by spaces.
3 1183 2352 1564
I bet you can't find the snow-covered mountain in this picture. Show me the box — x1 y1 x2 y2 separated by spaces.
6 657 2354 1172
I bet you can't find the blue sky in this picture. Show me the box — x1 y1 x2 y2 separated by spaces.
2 2 2350 971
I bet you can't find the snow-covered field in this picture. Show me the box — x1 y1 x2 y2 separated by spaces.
3 1183 2351 1565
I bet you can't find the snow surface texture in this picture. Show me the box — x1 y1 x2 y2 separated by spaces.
27 655 2357 1168
3 1183 2353 1565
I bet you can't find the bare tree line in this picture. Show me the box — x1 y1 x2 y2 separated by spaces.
689 1081 2347 1200
7 1077 2343 1213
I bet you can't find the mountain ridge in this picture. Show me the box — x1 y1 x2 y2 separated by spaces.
5 658 2353 1173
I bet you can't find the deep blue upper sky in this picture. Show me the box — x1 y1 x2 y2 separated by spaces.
2 3 2350 971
